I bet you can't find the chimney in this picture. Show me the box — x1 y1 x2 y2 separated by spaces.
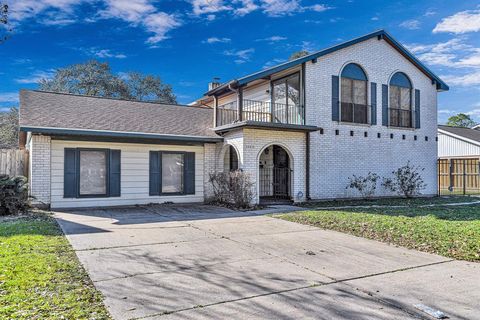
208 77 221 91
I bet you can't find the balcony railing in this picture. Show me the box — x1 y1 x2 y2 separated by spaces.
389 108 412 128
340 102 371 124
216 99 305 127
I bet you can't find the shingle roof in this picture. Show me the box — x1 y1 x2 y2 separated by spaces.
438 125 480 145
19 90 220 140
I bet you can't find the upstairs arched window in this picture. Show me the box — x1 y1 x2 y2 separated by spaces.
340 63 368 124
389 72 412 127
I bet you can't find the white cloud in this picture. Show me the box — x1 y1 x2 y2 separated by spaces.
442 71 480 86
399 19 421 30
260 0 302 17
438 109 455 114
8 0 81 23
0 92 19 103
433 9 480 34
233 0 258 16
466 108 480 117
407 38 473 68
309 4 332 12
15 70 55 84
224 48 255 64
203 37 231 44
143 12 181 43
86 48 127 59
424 9 436 16
256 35 287 42
191 0 232 15
371 16 379 21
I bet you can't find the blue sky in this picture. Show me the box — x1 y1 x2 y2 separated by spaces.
1 0 480 124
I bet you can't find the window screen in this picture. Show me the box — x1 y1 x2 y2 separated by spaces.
162 153 184 193
79 150 107 195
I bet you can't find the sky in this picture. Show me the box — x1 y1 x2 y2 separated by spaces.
1 0 480 124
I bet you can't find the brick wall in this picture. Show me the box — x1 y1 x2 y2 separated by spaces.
29 135 51 206
305 37 438 198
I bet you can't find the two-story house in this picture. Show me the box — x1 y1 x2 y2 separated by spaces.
19 30 448 208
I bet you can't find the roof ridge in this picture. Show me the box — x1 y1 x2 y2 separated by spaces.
21 89 213 110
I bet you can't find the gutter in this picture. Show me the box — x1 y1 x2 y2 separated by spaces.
20 126 224 143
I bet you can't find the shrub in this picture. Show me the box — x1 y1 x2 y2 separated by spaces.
382 162 426 198
0 175 29 215
346 172 379 199
208 170 255 209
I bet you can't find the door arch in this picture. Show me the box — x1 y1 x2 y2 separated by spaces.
258 144 292 200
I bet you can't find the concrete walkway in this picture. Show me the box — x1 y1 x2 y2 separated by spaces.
54 204 479 320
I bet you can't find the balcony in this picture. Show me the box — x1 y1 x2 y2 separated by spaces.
216 99 305 127
340 102 371 125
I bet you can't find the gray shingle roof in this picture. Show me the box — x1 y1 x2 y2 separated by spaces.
19 90 219 139
438 125 480 144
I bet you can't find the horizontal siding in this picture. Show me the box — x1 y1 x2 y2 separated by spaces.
50 140 205 208
438 133 480 158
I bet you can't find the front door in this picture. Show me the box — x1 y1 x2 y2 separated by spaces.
273 146 290 198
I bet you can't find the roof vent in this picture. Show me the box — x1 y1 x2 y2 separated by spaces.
208 77 221 91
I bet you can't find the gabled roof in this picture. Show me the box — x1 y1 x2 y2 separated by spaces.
19 90 221 142
438 125 480 146
206 29 448 96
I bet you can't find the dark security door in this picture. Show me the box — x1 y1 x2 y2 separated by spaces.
273 146 290 198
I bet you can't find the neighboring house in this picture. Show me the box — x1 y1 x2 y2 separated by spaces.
437 125 480 195
19 30 448 209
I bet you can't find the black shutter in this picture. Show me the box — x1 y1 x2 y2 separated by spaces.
370 82 377 125
64 148 77 198
415 89 420 129
109 150 121 197
382 84 388 126
184 152 195 195
332 75 339 121
149 151 161 196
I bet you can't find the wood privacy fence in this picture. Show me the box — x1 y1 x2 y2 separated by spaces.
438 158 480 195
0 149 28 177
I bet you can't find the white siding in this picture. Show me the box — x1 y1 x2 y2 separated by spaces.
50 140 205 208
438 132 480 158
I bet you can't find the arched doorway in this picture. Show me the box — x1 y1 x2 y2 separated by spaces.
259 145 291 201
224 145 239 172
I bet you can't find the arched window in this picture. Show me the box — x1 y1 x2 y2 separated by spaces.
389 72 412 127
340 63 368 124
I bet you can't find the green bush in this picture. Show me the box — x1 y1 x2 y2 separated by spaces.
0 175 29 215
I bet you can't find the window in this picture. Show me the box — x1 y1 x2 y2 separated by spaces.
79 150 107 196
340 63 368 124
162 153 184 194
149 151 195 196
64 148 121 198
389 72 412 128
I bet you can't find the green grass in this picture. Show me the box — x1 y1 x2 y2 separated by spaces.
0 213 110 320
277 199 480 262
299 196 479 208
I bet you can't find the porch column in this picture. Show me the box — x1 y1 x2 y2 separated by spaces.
213 95 218 127
237 87 243 121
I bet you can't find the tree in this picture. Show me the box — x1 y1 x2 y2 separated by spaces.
0 3 11 43
39 60 177 103
446 113 478 128
0 107 19 148
289 50 310 60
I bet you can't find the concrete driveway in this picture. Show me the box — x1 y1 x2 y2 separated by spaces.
54 205 479 320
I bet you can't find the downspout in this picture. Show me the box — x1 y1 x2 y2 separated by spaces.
302 62 310 200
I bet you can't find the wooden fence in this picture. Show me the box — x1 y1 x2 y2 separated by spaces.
0 149 28 177
438 158 480 195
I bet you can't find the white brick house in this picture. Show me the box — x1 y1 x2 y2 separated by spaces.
19 30 448 208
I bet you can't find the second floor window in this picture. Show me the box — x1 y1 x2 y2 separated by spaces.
389 72 412 128
340 63 368 124
272 73 301 124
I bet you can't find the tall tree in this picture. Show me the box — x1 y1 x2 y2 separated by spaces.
0 3 11 43
289 50 310 60
39 60 177 103
446 113 478 128
0 107 19 148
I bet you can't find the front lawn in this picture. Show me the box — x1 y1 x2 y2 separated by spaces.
276 198 480 262
0 213 110 319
